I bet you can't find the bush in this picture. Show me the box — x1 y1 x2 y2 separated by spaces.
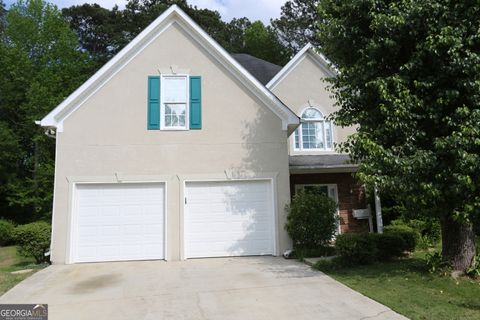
425 252 450 274
285 192 338 249
294 245 336 260
13 222 51 264
335 232 410 265
383 224 417 252
466 254 480 278
371 233 406 260
335 233 378 265
0 219 16 246
388 218 441 249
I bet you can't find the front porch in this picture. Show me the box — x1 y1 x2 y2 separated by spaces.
289 154 371 234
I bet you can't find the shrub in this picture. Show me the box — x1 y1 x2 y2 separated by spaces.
388 218 441 249
0 219 16 246
13 222 51 264
294 245 336 260
335 232 409 265
335 233 378 265
371 233 406 260
425 252 450 274
466 254 480 279
383 224 417 252
285 192 338 249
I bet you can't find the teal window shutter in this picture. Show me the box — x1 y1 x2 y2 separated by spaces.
148 76 160 130
189 76 202 129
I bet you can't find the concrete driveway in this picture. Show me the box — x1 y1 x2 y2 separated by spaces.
1 257 407 320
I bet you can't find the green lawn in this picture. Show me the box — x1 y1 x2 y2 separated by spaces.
0 246 46 296
314 251 480 320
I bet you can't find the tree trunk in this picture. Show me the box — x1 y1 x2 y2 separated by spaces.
440 215 476 272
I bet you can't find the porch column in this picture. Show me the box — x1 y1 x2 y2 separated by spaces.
374 187 383 233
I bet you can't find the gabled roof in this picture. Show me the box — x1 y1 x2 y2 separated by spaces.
39 5 299 132
266 43 337 90
231 54 282 85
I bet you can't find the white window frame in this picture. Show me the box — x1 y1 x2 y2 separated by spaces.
295 183 341 234
294 107 334 151
160 74 189 131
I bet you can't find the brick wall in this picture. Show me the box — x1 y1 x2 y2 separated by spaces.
290 172 370 233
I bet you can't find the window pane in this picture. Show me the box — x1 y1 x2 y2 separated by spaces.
304 185 329 196
302 108 323 120
314 122 324 148
302 121 325 149
294 128 300 149
163 77 186 102
164 103 186 127
325 121 333 149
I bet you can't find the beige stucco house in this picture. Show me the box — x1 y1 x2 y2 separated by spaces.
38 5 369 264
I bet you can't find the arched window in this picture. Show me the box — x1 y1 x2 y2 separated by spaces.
294 108 333 150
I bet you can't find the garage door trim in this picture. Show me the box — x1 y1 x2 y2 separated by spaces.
182 178 277 259
68 181 168 264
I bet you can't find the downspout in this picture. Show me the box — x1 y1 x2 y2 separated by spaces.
374 186 383 233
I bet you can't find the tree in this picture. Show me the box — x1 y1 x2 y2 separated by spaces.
244 21 291 65
0 0 93 222
63 0 290 66
0 0 6 33
62 4 124 66
318 0 479 272
272 0 321 53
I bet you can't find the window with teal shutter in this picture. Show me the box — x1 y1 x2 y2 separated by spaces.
189 76 202 129
147 76 160 130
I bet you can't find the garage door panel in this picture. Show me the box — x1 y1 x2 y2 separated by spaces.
185 180 274 258
73 183 165 263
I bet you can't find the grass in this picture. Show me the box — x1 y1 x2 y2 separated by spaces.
314 249 480 320
0 246 46 296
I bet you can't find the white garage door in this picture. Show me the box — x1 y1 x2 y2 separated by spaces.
73 183 165 263
185 180 274 258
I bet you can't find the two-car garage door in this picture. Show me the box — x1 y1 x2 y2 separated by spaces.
72 180 274 263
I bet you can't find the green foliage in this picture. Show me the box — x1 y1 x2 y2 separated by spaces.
384 223 417 251
372 233 406 260
425 252 451 274
244 21 290 65
466 254 480 278
0 219 15 246
387 218 440 249
271 0 321 52
294 245 336 260
318 0 479 269
335 233 378 265
285 192 338 249
336 232 411 265
13 221 51 264
63 1 290 66
0 0 93 222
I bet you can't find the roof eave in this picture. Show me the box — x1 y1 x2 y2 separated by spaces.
266 43 338 90
40 5 299 132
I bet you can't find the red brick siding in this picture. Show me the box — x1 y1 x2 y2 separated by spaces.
290 173 370 233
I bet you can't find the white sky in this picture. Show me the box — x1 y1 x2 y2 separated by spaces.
4 0 287 24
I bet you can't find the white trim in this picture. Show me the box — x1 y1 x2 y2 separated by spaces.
181 177 277 260
294 183 341 234
294 106 335 152
160 74 189 130
68 180 168 264
49 133 59 262
266 43 338 90
38 5 299 132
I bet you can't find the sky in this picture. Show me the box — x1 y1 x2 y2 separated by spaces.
3 0 288 24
